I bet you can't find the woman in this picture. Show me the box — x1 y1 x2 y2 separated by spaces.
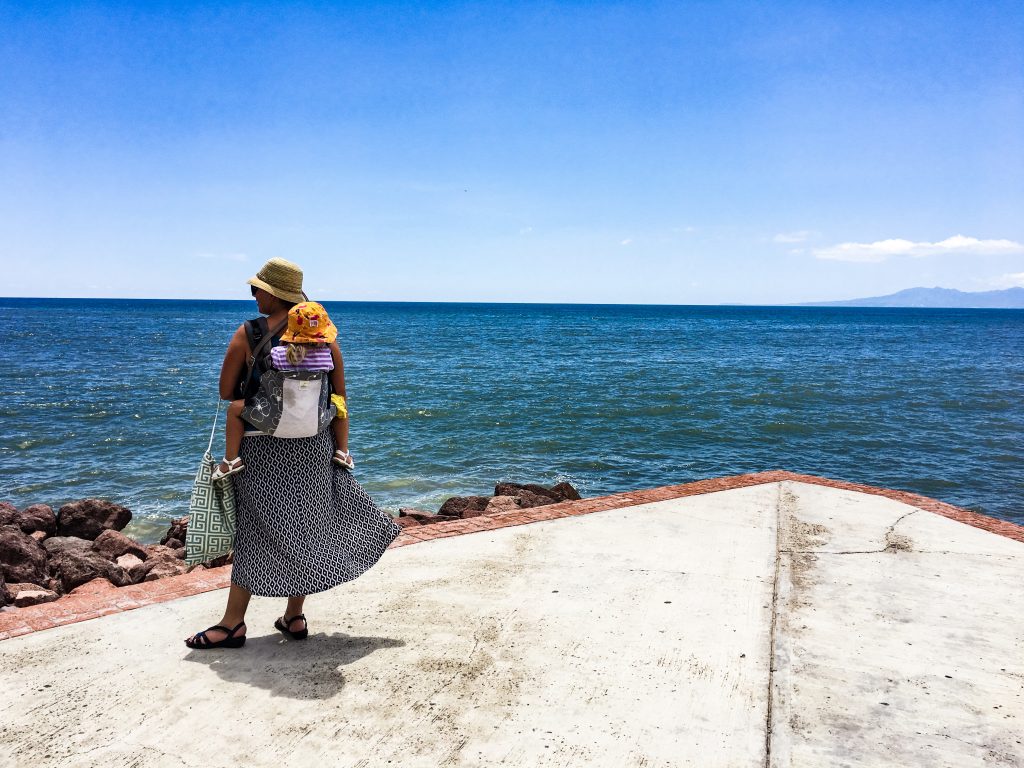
185 258 400 649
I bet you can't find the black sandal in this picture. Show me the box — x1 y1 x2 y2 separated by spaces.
184 621 246 650
274 614 309 640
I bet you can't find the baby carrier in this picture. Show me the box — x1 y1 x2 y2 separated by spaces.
237 317 336 438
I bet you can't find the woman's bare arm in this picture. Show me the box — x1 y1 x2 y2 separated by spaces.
219 325 249 400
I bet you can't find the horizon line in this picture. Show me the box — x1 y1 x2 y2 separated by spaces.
1 295 1020 311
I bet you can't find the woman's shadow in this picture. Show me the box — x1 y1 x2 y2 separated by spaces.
184 631 406 700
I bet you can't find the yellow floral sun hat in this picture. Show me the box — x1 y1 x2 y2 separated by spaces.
280 301 338 344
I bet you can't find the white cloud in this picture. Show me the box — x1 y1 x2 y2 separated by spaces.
773 230 813 243
989 272 1024 289
620 238 632 246
813 235 1024 262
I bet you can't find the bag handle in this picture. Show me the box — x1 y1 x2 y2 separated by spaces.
205 400 223 455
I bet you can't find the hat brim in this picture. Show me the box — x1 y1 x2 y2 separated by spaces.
280 326 338 344
246 277 306 304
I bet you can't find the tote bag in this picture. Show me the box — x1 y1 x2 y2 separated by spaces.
185 403 238 566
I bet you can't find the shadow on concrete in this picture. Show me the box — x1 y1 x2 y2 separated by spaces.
183 632 405 700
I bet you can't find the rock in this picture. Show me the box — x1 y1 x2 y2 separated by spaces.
48 544 128 593
491 482 536 499
201 552 232 568
7 581 46 592
145 544 179 559
13 586 59 607
115 554 147 584
514 489 557 509
17 504 57 536
164 538 185 551
143 559 188 581
494 482 561 501
161 516 188 546
30 531 48 542
0 525 49 585
494 481 523 497
398 507 433 517
393 516 421 529
0 571 9 607
69 578 119 596
56 499 132 540
397 510 444 525
484 495 522 515
141 545 188 581
437 495 490 519
93 530 148 562
524 484 563 501
43 536 93 555
549 482 582 502
493 483 554 508
0 501 18 526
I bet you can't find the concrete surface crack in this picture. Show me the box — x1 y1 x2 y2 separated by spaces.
782 548 888 555
764 484 784 768
884 509 918 552
779 510 923 557
427 634 482 701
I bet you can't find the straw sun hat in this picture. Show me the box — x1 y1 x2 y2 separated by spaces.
246 257 306 303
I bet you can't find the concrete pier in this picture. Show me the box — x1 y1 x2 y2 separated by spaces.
1 475 1021 767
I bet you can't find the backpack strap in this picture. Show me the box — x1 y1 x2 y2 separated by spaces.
244 317 266 354
238 317 287 398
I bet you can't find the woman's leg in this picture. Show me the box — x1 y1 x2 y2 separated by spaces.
185 583 251 645
284 595 306 630
221 584 252 631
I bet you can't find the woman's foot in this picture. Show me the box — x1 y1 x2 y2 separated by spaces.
274 614 309 640
184 621 247 649
212 456 245 481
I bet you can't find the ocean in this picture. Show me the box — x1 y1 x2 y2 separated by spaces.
1 298 1021 543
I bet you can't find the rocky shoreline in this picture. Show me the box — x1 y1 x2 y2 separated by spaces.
0 480 580 611
393 480 581 527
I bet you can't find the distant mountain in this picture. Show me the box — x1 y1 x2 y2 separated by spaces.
800 287 1024 309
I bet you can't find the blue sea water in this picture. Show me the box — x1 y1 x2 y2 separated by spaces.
0 298 1021 543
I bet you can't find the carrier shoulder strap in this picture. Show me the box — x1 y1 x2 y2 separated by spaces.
244 316 267 355
242 316 286 390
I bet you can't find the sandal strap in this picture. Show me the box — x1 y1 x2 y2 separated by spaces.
187 621 245 647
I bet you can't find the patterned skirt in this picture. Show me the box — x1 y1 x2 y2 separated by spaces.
230 429 400 597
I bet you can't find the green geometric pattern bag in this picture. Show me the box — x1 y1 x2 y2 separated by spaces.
185 403 237 566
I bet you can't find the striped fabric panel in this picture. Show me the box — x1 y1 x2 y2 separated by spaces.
270 345 334 371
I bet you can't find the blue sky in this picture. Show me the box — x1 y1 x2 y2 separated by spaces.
1 1 1022 303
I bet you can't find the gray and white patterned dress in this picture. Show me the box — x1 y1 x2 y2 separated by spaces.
230 428 400 597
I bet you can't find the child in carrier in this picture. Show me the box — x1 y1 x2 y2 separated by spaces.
213 301 353 480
